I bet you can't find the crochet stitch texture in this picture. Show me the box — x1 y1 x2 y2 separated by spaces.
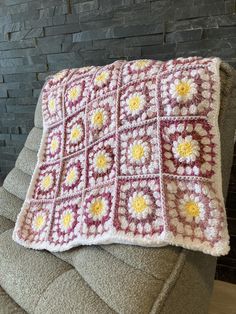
12 57 230 256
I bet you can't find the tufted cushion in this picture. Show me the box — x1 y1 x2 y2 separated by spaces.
0 286 26 314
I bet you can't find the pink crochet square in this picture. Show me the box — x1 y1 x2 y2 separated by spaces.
17 200 53 244
42 124 63 162
163 177 226 246
64 109 86 156
119 77 157 126
81 184 114 238
48 196 82 245
59 153 85 196
87 94 116 143
114 178 164 237
160 119 216 177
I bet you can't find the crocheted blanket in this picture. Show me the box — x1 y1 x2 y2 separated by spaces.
12 57 230 256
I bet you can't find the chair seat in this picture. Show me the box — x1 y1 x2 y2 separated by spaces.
0 219 216 314
0 285 26 314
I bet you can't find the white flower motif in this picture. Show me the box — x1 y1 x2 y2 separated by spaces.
48 98 56 114
170 78 197 102
172 135 200 163
93 150 112 174
126 93 145 116
60 209 74 232
179 194 205 223
128 140 149 164
65 166 79 187
69 124 83 144
68 85 81 102
132 59 151 71
128 191 152 219
91 108 107 129
40 173 54 191
50 136 59 154
32 212 46 232
94 71 109 87
87 197 108 221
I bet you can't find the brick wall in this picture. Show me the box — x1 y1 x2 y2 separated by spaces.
0 0 235 282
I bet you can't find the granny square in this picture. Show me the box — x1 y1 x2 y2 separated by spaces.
12 57 230 256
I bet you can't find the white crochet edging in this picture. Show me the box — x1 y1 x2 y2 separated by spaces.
202 57 230 256
12 85 50 244
11 225 228 256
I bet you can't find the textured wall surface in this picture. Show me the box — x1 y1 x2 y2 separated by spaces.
0 0 235 282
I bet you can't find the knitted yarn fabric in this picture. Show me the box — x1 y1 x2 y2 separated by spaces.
12 57 230 256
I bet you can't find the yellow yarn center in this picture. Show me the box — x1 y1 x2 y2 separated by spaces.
175 82 191 96
50 138 59 153
34 215 45 229
41 175 53 190
65 168 77 185
70 126 81 142
128 95 141 112
95 72 108 84
131 144 145 161
48 99 56 113
131 196 148 213
177 142 193 157
68 87 80 101
90 199 104 216
62 212 72 228
92 111 104 127
184 201 200 217
95 154 108 171
135 60 149 69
